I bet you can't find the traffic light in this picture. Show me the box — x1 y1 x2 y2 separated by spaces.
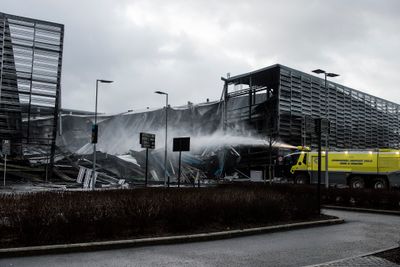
91 124 98 144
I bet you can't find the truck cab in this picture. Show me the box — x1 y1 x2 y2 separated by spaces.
278 150 309 184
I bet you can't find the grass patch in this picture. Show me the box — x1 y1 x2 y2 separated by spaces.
0 185 319 248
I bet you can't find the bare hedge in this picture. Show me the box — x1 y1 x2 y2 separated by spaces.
0 185 319 247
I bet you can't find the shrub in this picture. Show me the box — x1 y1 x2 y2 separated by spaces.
0 185 319 247
322 188 400 210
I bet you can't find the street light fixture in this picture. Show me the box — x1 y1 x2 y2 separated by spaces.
312 69 339 211
92 79 113 190
327 73 339 78
312 69 339 78
155 90 168 187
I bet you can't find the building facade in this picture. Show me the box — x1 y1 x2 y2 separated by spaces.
222 64 400 150
0 12 63 164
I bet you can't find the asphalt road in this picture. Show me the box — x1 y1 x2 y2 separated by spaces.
0 209 399 267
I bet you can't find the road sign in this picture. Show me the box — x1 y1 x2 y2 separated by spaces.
173 137 190 188
321 118 330 134
140 132 155 186
315 118 330 134
140 132 155 149
173 137 190 152
2 140 10 156
2 140 10 187
304 116 314 134
305 117 330 134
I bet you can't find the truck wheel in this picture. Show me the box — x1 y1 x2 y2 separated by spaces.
349 176 365 189
295 174 309 185
372 177 388 189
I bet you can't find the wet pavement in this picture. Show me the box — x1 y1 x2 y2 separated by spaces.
0 209 399 266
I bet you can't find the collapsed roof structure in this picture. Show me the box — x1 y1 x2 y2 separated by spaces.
57 101 253 185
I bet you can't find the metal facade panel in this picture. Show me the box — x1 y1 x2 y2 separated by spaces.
277 66 400 149
0 12 63 160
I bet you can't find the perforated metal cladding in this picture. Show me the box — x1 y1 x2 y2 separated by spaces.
278 66 400 149
0 13 63 157
223 65 400 149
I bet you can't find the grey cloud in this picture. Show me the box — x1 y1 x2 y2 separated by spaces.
3 0 400 113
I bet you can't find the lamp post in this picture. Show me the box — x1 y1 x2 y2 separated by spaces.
312 69 339 190
92 79 113 190
155 90 168 187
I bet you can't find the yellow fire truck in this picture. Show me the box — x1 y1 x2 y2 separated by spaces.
278 147 400 189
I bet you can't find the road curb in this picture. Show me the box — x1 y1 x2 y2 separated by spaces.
0 218 344 258
304 245 400 267
323 205 400 216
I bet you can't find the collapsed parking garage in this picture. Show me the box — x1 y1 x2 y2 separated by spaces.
2 13 400 190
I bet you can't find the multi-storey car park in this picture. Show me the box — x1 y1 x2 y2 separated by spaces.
221 64 400 179
0 13 64 173
222 64 400 149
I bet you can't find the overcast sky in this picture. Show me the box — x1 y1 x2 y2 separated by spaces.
3 0 400 113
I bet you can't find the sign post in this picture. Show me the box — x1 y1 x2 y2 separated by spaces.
140 132 155 187
314 118 330 215
315 119 322 215
178 150 182 188
173 137 190 188
321 119 331 189
2 140 10 187
305 116 330 215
